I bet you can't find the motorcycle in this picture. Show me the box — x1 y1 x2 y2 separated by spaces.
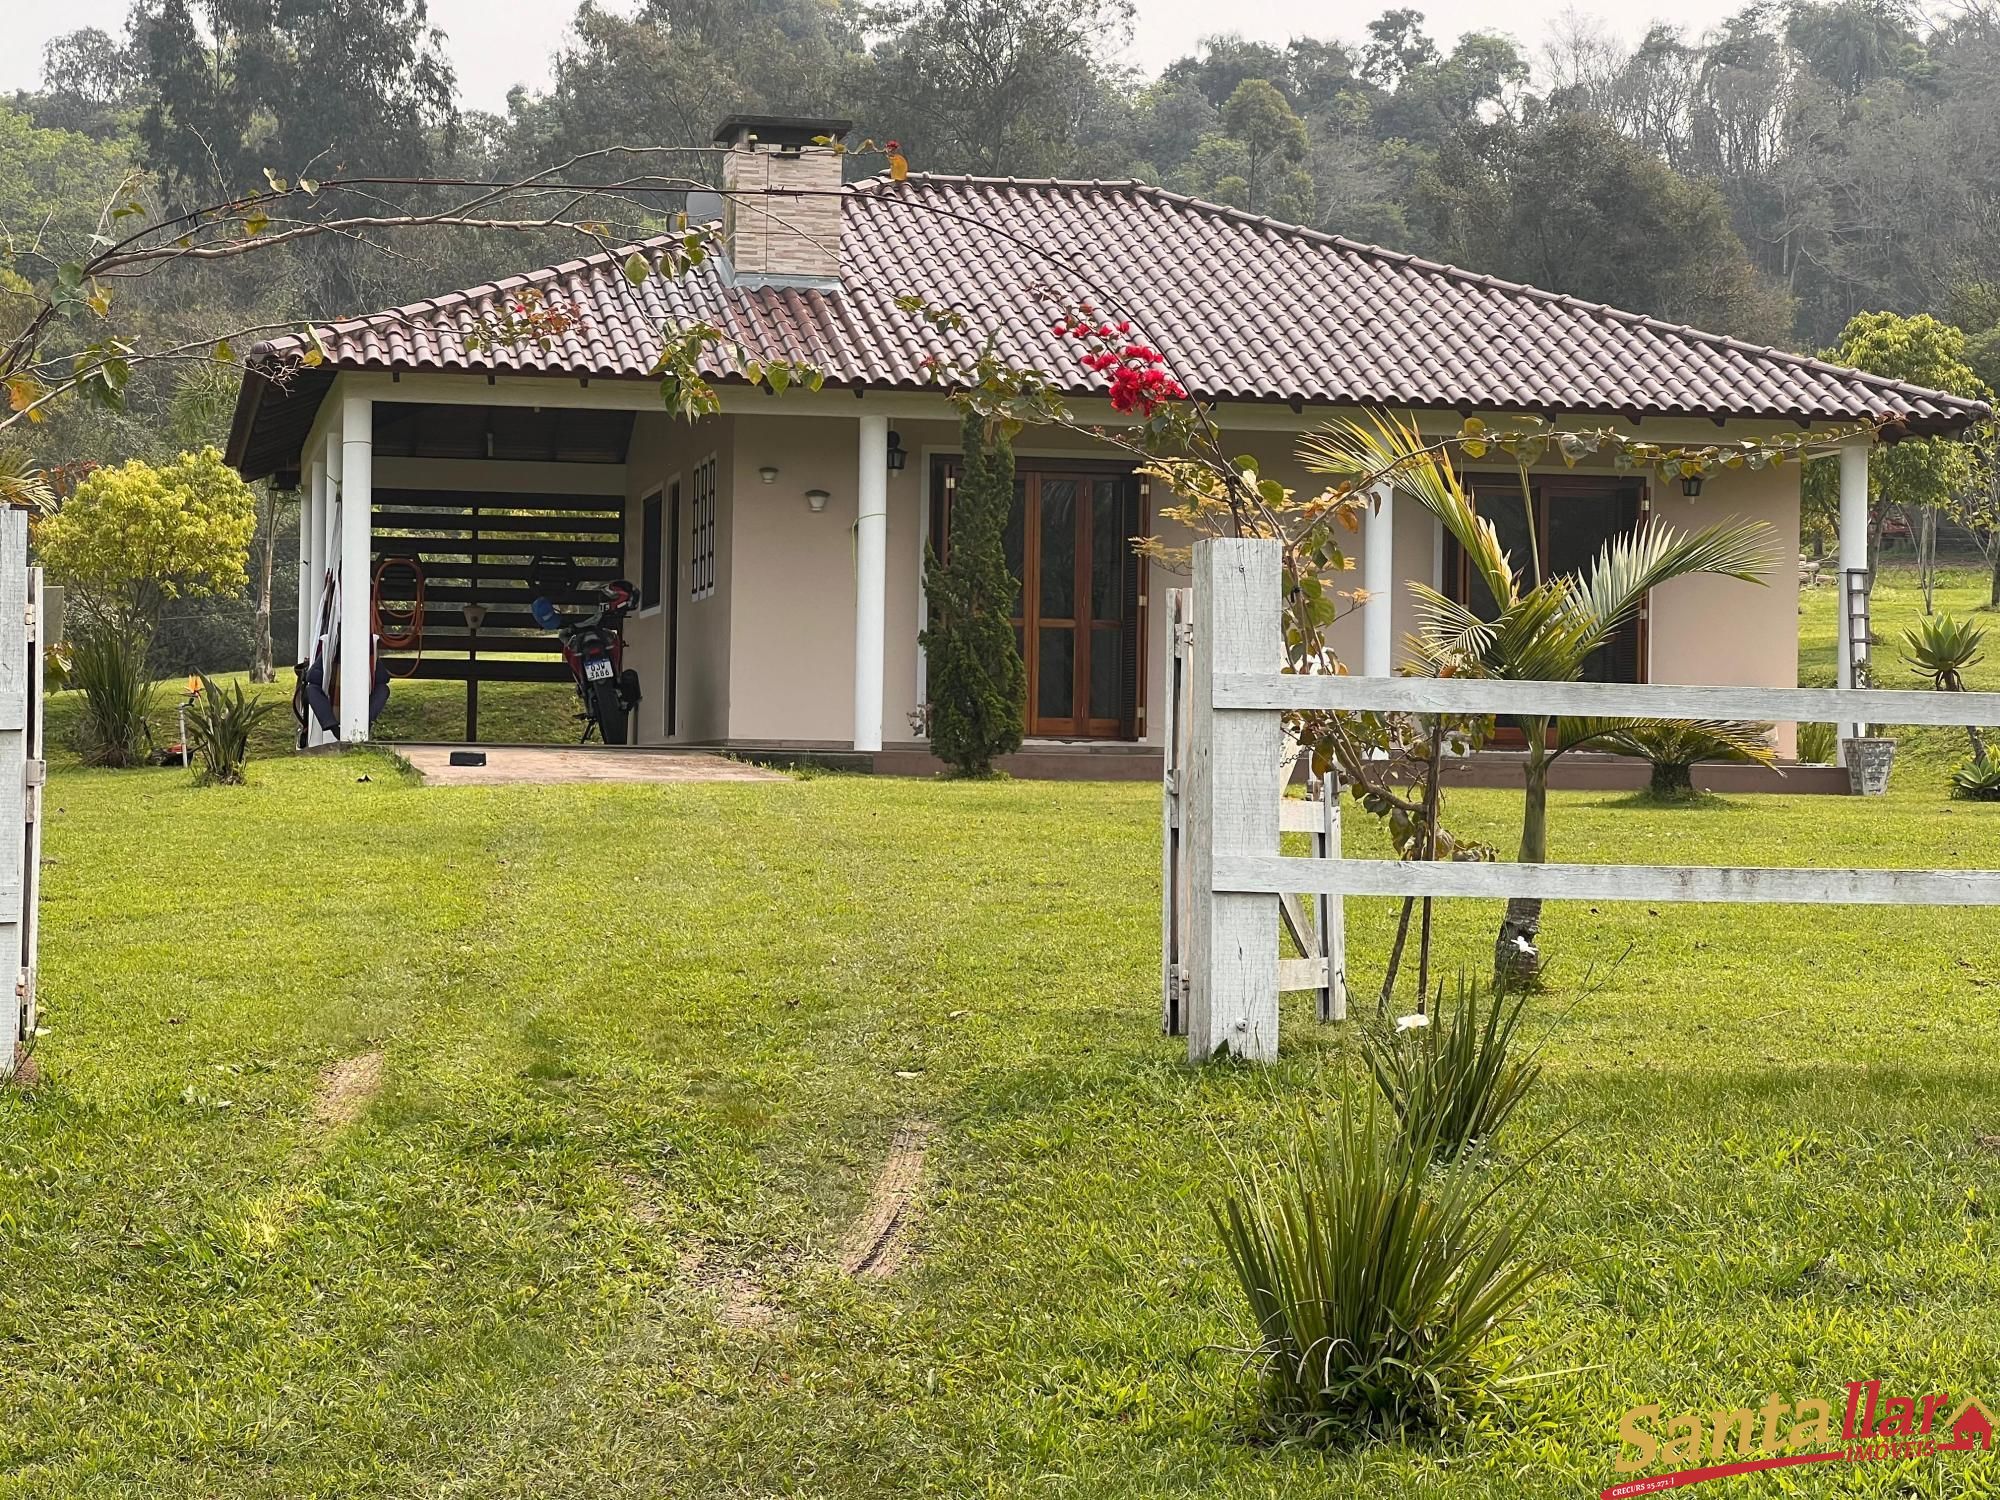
528 559 643 744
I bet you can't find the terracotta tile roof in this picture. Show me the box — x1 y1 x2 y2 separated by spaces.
231 175 1987 477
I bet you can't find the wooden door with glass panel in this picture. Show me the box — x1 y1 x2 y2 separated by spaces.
930 459 1144 739
1446 472 1649 687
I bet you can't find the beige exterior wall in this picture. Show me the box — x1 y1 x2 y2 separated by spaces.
621 410 733 744
1647 460 1802 757
614 404 1804 754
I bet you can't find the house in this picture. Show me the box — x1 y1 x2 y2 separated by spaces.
225 113 1989 769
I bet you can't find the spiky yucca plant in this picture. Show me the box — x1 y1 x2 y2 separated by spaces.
1796 721 1839 765
1360 976 1544 1162
68 628 155 768
1212 1097 1549 1445
1303 413 1774 983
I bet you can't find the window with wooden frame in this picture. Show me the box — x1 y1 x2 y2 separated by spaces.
690 454 717 600
928 455 1146 740
1445 472 1651 685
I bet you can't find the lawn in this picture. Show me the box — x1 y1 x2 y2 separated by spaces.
43 670 581 767
7 739 2000 1497
1799 556 2000 774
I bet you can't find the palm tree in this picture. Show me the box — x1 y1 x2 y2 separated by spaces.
0 446 54 513
1305 414 1775 984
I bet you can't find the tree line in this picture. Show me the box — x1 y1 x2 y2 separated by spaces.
8 0 2000 673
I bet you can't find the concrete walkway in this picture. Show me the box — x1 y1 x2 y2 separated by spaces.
397 744 788 787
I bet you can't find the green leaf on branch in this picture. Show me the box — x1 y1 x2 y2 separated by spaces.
623 252 650 286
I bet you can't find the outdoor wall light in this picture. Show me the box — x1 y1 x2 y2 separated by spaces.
461 602 488 630
806 488 831 512
759 465 780 484
1680 474 1705 498
886 430 907 472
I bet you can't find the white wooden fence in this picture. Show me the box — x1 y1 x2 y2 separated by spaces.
1170 537 2000 1064
1162 586 1346 1040
1 511 42 1078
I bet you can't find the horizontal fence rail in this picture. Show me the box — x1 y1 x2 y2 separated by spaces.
1173 535 2000 1065
1215 671 2000 907
1215 672 2000 728
1215 855 2000 905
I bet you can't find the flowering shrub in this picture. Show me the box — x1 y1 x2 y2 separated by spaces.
1053 307 1188 415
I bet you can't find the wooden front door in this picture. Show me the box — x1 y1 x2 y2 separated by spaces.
931 460 1144 739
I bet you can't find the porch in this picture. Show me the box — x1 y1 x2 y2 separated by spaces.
278 374 1873 769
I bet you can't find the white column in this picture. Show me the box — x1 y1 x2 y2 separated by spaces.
297 457 321 667
1362 481 1395 677
853 413 889 752
1837 441 1871 748
338 392 373 743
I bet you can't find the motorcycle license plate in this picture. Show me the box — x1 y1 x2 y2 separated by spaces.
583 658 615 682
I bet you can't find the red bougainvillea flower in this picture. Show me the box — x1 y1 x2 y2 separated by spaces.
1050 304 1187 415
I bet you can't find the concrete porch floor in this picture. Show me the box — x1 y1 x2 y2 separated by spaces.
396 744 789 786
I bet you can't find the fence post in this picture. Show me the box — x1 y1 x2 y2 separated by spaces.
1186 538 1283 1062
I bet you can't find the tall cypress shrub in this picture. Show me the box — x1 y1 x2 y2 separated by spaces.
921 411 1026 775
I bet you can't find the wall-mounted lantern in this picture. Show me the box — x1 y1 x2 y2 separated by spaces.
886 430 907 472
1680 473 1705 498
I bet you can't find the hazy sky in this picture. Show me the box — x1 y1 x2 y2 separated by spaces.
6 0 1752 116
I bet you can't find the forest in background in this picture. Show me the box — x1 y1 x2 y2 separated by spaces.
8 0 2000 672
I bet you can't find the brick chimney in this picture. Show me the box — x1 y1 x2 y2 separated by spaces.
713 114 852 285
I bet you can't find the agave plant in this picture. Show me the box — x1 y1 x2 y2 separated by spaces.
1951 755 2000 801
1593 719 1775 799
1304 413 1774 984
1903 613 1987 760
1212 1095 1550 1444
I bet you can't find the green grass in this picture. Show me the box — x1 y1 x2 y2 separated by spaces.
8 752 2000 1497
43 669 580 768
9 562 2000 1495
1799 557 1999 775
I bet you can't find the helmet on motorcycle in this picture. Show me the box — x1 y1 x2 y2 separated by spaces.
603 580 636 610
